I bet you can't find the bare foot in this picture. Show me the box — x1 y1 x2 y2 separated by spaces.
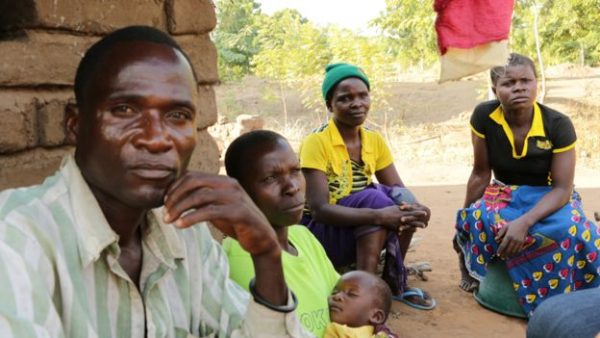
454 237 479 292
458 251 479 292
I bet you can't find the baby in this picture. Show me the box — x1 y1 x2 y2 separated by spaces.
326 271 399 338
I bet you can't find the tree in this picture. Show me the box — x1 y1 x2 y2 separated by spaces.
252 9 331 127
539 0 600 65
513 0 600 66
371 0 438 69
213 0 262 81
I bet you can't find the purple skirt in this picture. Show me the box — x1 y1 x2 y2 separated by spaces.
300 184 408 295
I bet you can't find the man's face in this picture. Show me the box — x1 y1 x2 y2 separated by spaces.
74 41 198 210
240 140 306 228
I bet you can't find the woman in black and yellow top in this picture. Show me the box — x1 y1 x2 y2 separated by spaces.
454 53 599 316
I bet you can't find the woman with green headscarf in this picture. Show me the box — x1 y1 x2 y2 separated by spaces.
299 63 436 310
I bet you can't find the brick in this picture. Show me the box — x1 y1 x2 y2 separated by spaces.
0 147 72 190
0 110 36 153
196 85 218 129
176 34 219 84
0 91 39 153
37 99 73 147
188 129 220 174
0 31 219 87
0 0 166 34
167 0 216 35
0 90 73 153
0 31 96 86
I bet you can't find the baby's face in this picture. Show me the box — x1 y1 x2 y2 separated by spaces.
328 272 380 327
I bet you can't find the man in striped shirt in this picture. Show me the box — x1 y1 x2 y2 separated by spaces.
0 26 310 338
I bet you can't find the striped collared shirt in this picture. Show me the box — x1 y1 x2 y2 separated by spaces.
0 156 309 338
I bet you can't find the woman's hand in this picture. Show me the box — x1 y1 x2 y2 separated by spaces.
407 203 431 224
376 204 429 231
496 217 530 258
397 203 431 231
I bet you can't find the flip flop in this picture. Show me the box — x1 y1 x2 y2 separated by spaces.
392 287 436 310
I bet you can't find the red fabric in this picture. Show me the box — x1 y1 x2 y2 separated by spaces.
434 0 514 55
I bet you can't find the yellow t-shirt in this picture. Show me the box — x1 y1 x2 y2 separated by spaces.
299 119 394 205
324 322 374 338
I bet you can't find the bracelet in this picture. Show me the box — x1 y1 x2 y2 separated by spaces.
248 278 298 313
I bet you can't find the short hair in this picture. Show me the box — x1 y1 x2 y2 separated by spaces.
490 53 537 85
74 25 197 110
224 130 287 182
342 271 392 320
372 274 392 320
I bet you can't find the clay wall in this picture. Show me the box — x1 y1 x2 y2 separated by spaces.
0 0 220 190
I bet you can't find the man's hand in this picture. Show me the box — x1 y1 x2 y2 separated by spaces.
163 172 278 257
163 172 289 306
496 217 530 258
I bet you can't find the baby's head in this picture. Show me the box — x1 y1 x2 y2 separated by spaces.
328 270 392 328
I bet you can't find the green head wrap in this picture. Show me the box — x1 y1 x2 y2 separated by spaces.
321 63 370 102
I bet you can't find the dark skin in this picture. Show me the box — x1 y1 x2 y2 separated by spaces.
303 77 432 306
458 63 575 289
67 41 287 306
236 139 306 256
328 271 386 327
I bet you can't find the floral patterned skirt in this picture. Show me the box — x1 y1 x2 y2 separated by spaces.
455 183 600 315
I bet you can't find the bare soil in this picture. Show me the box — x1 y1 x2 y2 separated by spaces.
389 185 599 338
215 65 600 337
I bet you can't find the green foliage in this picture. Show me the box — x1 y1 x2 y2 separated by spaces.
213 0 600 126
250 9 332 126
213 0 262 81
252 9 330 81
513 0 600 66
370 0 438 68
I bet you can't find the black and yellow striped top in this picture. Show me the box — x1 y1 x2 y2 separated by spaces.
350 160 369 193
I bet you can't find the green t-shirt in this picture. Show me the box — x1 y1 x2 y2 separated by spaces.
223 225 340 337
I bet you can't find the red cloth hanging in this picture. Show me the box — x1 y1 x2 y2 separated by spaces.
434 0 514 82
434 0 514 55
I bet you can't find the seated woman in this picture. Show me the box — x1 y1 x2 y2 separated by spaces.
222 130 340 337
455 53 600 316
299 63 435 310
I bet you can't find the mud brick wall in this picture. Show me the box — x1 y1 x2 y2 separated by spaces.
0 0 220 190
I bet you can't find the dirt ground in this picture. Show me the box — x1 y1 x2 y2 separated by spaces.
386 185 599 338
215 65 600 337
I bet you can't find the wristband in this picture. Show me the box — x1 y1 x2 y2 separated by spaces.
248 278 298 313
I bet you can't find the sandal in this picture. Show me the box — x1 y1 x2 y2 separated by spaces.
392 287 436 310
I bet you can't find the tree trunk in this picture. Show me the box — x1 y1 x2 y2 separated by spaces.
533 2 546 103
279 81 288 128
